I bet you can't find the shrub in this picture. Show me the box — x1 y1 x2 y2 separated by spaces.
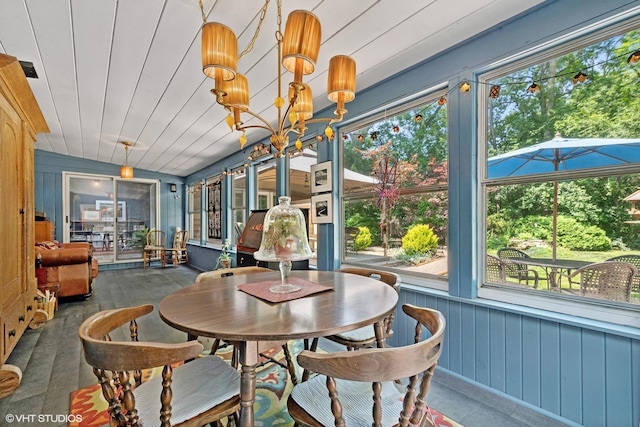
556 216 611 251
401 224 438 255
354 226 372 251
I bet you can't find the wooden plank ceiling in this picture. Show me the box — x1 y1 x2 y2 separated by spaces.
0 0 542 177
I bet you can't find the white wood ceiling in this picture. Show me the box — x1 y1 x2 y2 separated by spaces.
0 0 542 177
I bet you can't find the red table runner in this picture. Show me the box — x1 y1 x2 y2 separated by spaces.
237 277 333 303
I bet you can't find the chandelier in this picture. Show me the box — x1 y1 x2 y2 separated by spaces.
199 0 356 156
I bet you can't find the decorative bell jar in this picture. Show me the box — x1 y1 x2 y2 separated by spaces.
254 196 314 293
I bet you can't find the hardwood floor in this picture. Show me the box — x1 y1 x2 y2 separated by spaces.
0 266 569 427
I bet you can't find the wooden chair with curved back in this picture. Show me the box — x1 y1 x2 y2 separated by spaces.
78 304 240 426
165 230 189 267
143 229 166 268
328 267 401 350
287 304 446 427
194 266 299 382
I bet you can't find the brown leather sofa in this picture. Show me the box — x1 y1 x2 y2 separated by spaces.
35 242 99 298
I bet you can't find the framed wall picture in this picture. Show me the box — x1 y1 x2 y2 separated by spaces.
311 194 333 224
310 161 332 194
81 209 101 221
95 200 126 222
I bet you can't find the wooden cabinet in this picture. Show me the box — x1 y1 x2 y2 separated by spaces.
35 221 55 242
0 53 49 397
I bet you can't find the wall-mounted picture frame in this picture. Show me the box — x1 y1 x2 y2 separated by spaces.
95 200 126 222
81 209 101 221
311 194 332 224
310 161 332 194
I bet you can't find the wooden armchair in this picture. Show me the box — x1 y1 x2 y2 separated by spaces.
165 230 189 267
327 268 401 350
287 304 445 427
558 261 636 302
143 229 166 268
78 304 240 426
497 247 541 287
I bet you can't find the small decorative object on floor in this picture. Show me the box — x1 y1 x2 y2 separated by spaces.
254 196 314 293
216 238 232 269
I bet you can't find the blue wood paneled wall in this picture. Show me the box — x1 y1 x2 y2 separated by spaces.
34 150 185 265
391 287 640 427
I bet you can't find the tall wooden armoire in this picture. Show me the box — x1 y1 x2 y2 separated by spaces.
0 54 49 397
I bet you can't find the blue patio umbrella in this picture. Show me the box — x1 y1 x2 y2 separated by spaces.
488 134 640 260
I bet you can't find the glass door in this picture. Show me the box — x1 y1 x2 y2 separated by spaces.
64 173 159 264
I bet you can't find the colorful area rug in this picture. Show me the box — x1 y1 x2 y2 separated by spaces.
69 340 461 427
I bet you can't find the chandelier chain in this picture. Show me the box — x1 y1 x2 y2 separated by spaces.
238 0 272 60
198 0 207 25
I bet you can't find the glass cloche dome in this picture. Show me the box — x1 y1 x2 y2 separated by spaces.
254 196 314 293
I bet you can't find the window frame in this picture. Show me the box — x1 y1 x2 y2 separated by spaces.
340 89 450 284
477 14 640 324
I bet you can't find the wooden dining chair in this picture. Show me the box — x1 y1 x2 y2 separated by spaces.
558 261 636 302
287 304 445 427
486 254 539 288
78 304 240 426
327 267 401 350
497 247 542 287
165 230 189 267
143 229 166 268
194 266 299 382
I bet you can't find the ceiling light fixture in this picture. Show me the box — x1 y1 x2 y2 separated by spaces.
200 0 356 157
120 141 134 179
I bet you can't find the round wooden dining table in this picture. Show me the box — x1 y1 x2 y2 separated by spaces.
158 269 399 427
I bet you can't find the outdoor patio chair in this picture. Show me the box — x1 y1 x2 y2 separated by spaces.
557 261 636 302
344 226 360 256
606 254 640 294
78 304 240 426
287 304 445 427
497 247 542 287
486 254 539 288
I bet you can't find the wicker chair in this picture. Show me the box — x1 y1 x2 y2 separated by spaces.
287 304 445 427
497 247 541 287
558 261 636 302
606 254 640 294
486 254 539 288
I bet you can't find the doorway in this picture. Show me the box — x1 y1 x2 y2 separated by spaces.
63 173 159 264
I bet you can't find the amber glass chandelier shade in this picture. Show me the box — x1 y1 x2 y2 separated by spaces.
201 22 238 81
216 73 250 111
327 55 356 103
288 83 313 120
120 165 134 179
282 10 321 79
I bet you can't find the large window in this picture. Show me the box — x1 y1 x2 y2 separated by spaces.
342 93 448 279
187 182 202 243
481 19 640 306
